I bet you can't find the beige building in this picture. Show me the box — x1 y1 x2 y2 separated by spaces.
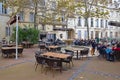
0 0 120 43
0 14 9 41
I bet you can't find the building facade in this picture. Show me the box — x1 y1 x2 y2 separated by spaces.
0 3 10 41
0 0 120 42
67 0 120 40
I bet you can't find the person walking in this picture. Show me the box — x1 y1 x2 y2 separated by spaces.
91 40 96 56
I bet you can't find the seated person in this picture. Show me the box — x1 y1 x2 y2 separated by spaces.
73 39 79 45
105 45 114 61
2 38 7 44
112 44 120 50
117 42 120 48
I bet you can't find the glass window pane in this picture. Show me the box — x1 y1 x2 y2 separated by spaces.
30 12 34 22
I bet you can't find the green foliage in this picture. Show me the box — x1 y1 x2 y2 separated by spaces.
11 25 39 44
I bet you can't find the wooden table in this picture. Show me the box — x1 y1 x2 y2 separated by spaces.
2 46 23 50
2 44 16 47
48 46 60 52
41 52 70 59
65 47 85 59
1 47 23 57
41 52 71 70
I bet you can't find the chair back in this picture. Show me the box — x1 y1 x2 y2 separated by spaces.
1 49 10 55
80 49 89 55
35 55 46 65
56 47 61 52
46 57 62 68
65 49 74 56
18 48 23 54
35 51 44 56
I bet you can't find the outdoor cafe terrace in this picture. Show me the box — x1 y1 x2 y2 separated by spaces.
0 42 120 80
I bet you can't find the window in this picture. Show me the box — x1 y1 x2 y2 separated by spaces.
78 17 81 26
51 1 56 9
115 32 118 37
101 19 103 28
110 32 113 38
6 27 10 36
60 34 63 38
105 32 108 37
95 31 99 38
91 18 93 27
40 0 45 6
0 3 7 14
78 30 81 39
42 24 45 30
105 20 108 28
29 12 34 22
101 32 103 38
2 4 7 14
19 11 24 21
91 31 93 39
96 19 99 27
62 16 64 22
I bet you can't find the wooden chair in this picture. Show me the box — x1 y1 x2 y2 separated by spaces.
34 51 45 65
1 49 13 58
18 48 23 57
114 50 120 61
35 55 46 72
80 49 89 60
39 44 46 52
56 47 62 53
62 56 73 68
45 57 62 77
63 50 74 68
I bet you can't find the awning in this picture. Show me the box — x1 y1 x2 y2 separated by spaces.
39 21 67 26
53 28 73 31
7 16 20 25
108 21 120 27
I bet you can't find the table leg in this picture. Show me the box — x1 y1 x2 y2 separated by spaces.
76 50 81 60
76 50 78 59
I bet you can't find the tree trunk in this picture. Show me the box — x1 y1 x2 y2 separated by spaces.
34 2 37 29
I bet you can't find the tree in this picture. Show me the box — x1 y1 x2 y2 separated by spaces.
1 0 76 29
55 0 111 39
11 25 39 44
75 0 111 39
56 0 76 27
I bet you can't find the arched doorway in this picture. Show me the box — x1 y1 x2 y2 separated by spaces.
95 31 99 38
67 29 75 39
